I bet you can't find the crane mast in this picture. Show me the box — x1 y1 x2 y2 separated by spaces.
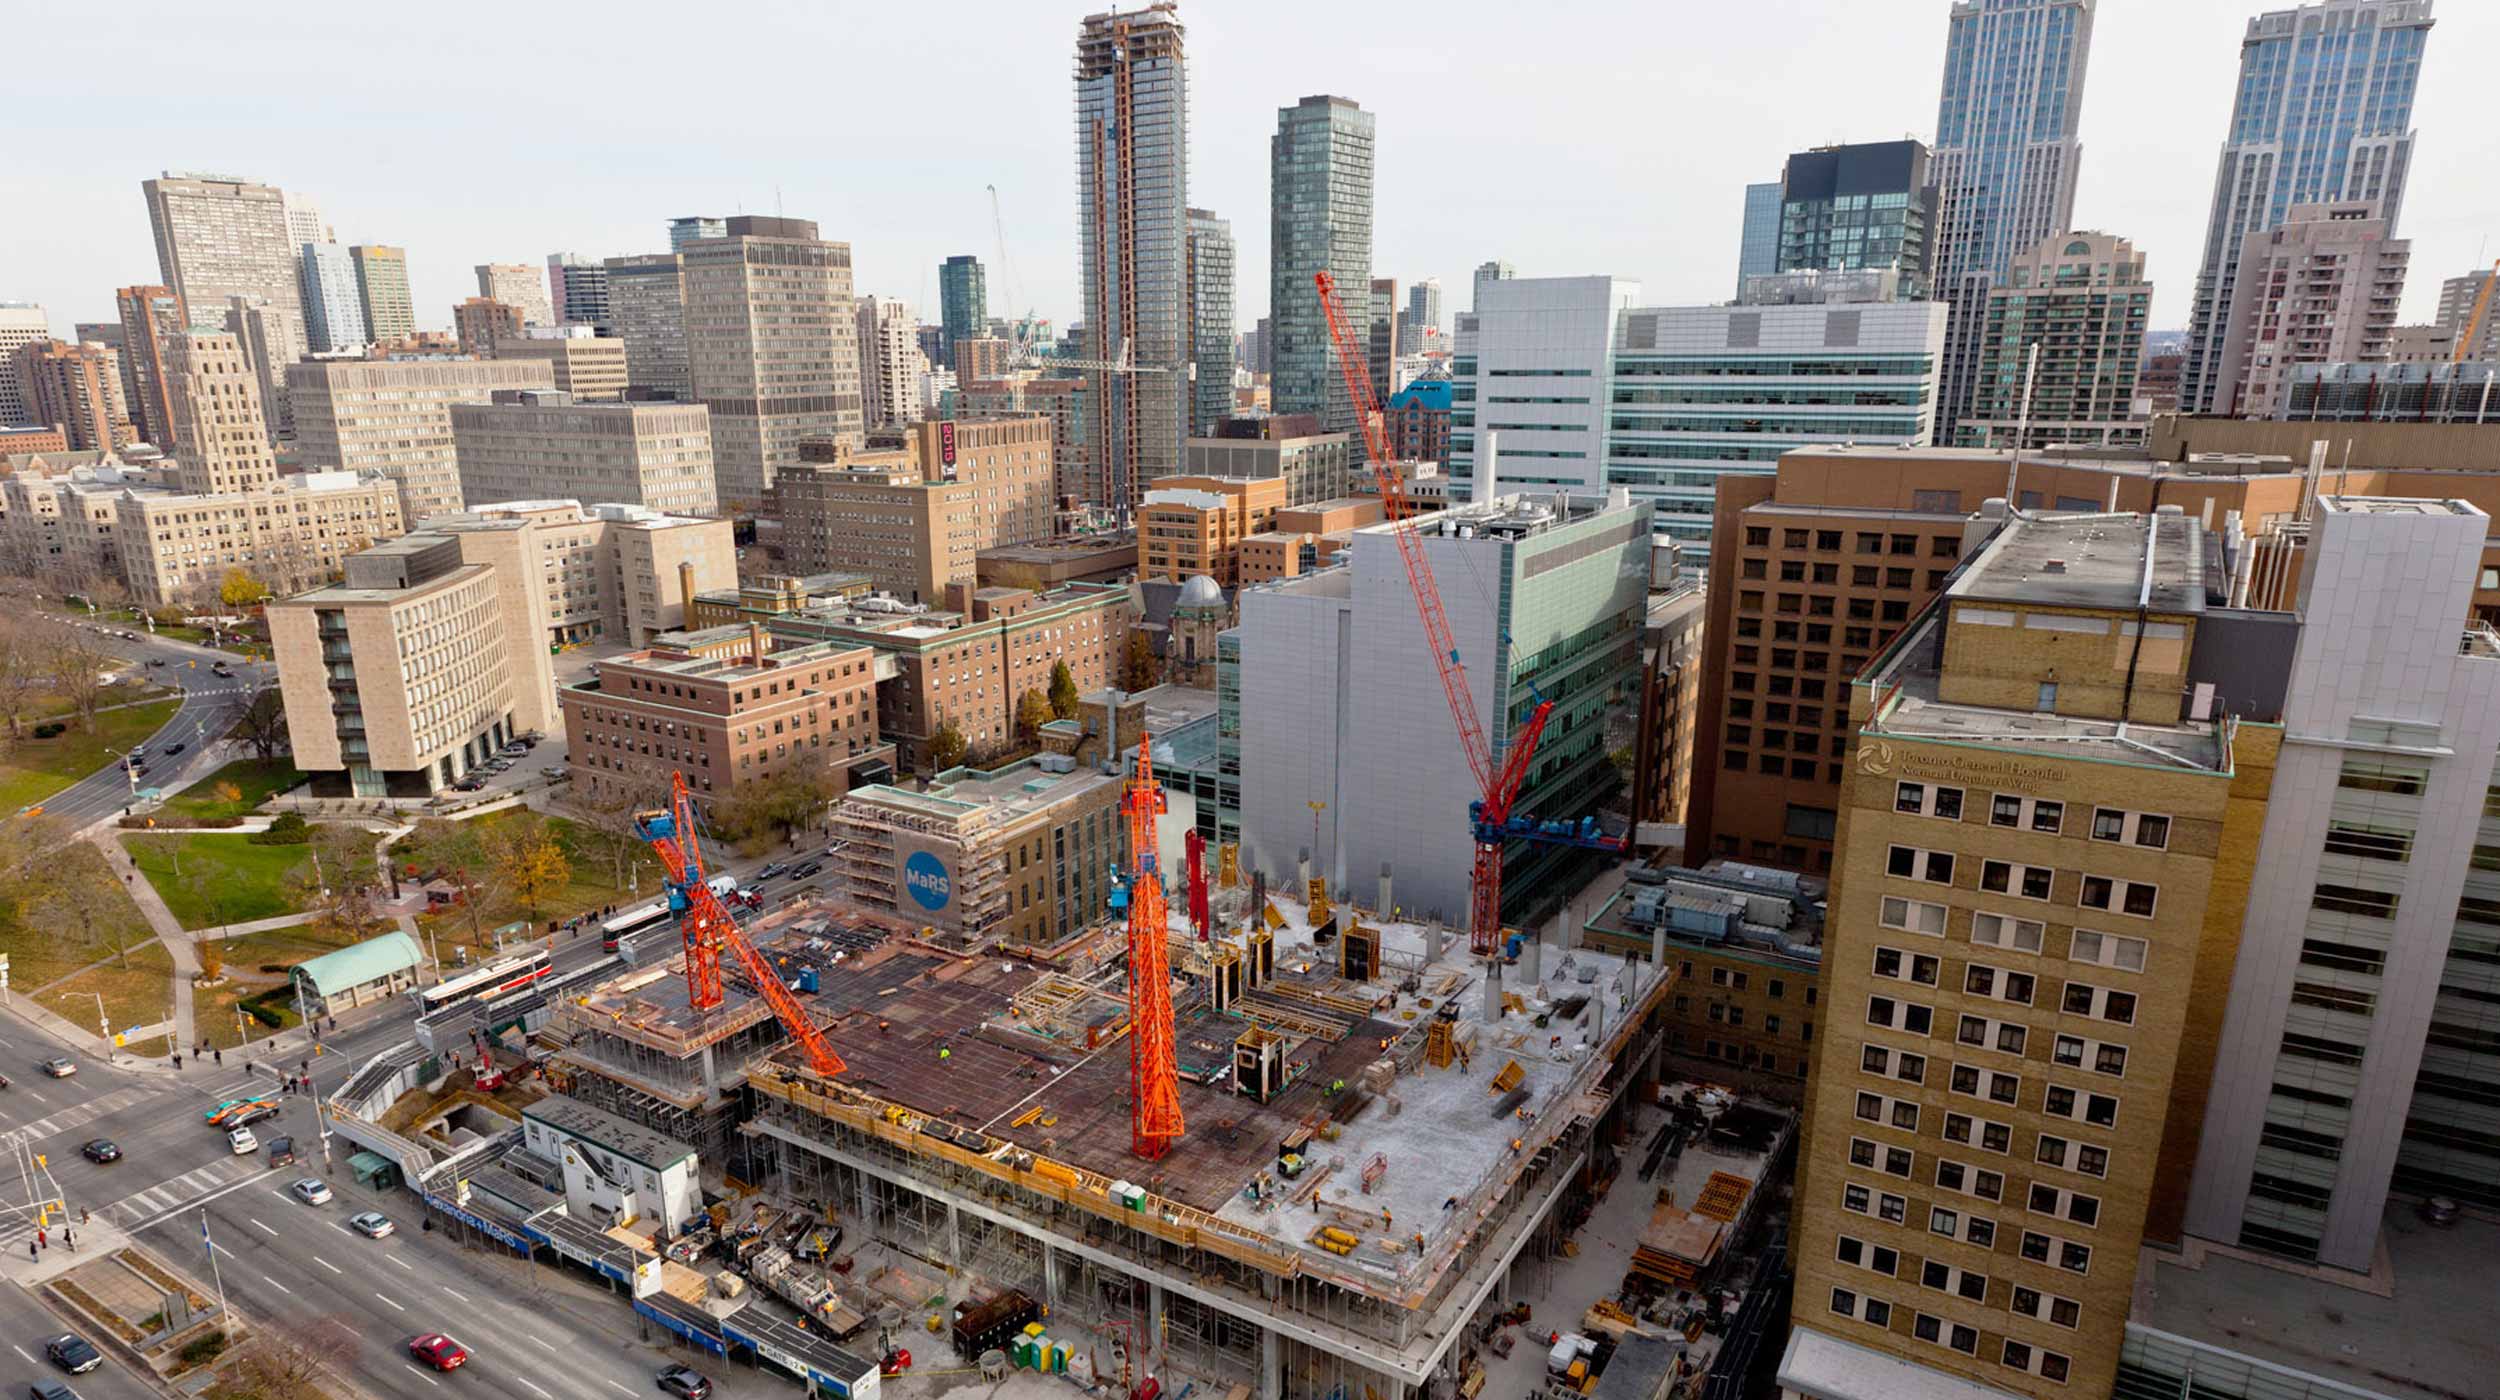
1117 734 1185 1159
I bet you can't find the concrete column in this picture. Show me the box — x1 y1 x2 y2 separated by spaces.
1259 1327 1283 1400
855 1170 872 1230
700 1043 719 1097
947 1201 962 1265
1043 1240 1060 1310
1481 958 1503 1022
1377 863 1393 918
1147 1280 1166 1360
1518 925 1541 983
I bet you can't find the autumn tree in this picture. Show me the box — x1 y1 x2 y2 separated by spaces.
1015 688 1054 741
218 567 272 609
1121 630 1162 692
229 689 290 761
409 817 491 946
574 783 665 892
486 812 572 919
198 937 224 982
926 717 967 773
714 751 840 851
1048 660 1080 720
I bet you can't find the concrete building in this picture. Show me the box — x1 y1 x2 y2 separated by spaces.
1959 232 2151 449
547 252 610 331
1383 379 1449 467
287 356 557 520
2435 267 2500 362
951 337 1013 385
1188 210 1236 436
1608 298 1947 555
475 263 554 328
2180 0 2434 415
349 245 413 343
143 173 307 383
680 215 864 510
2385 324 2458 363
855 295 925 428
938 255 986 368
1076 2 1191 508
114 286 187 448
270 532 552 797
163 331 279 494
771 417 1054 604
489 329 628 401
220 294 293 440
11 340 122 451
297 242 367 352
1406 278 1442 340
1633 562 1707 834
1448 276 1639 502
425 499 734 648
0 302 48 427
1926 1 2095 439
686 571 874 631
1233 491 1652 927
828 757 1121 945
1269 95 1373 444
1184 421 1352 507
2214 202 2411 420
449 390 716 516
1473 259 1514 308
1582 859 1823 1088
453 297 522 357
562 633 889 810
1138 474 1286 585
1738 182 1784 296
604 252 689 399
2278 360 2500 422
976 535 1139 593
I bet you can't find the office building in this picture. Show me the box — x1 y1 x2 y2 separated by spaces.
564 635 888 810
349 246 414 343
1406 278 1442 340
1927 0 2095 438
2180 1 2434 415
1366 277 1398 405
854 295 924 428
453 297 522 357
1236 496 1383 585
667 217 724 251
547 252 610 330
0 303 47 426
938 255 986 366
1772 140 1936 297
281 192 329 250
270 532 552 798
1242 316 1271 376
490 329 629 401
113 287 187 448
118 469 403 609
771 416 1053 603
426 499 736 647
1184 420 1353 506
1738 182 1784 295
287 356 556 519
1960 231 2151 449
1447 276 1640 502
680 215 863 510
164 331 278 494
142 173 307 379
297 242 368 353
1383 379 1450 466
1472 260 1513 308
475 263 554 328
1138 473 1286 585
951 336 1013 385
219 294 293 440
829 758 1121 945
1188 210 1236 436
1581 856 1822 1087
604 252 689 399
1269 95 1374 442
2435 268 2499 362
11 341 122 451
450 390 717 515
1075 2 1191 509
2213 202 2409 420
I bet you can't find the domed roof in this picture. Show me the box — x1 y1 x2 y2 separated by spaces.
1176 574 1225 610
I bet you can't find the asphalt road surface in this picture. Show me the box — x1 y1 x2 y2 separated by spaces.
27 622 275 831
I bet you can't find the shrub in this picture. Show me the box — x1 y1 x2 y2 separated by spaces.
249 812 310 845
30 722 64 739
179 1330 227 1364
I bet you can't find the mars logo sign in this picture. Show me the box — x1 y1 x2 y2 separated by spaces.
903 850 953 912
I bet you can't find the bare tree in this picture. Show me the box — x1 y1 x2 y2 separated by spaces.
229 689 289 762
575 782 665 892
226 1313 359 1398
37 857 132 969
40 618 113 732
0 615 61 742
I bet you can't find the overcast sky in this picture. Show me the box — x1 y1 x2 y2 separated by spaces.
11 0 2495 340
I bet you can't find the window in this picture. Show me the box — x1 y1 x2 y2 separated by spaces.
1880 896 1948 937
1990 796 2064 833
2069 929 2148 972
1920 1259 1991 1303
2027 1183 2102 1227
2044 1083 2121 1128
2312 883 2400 919
1895 782 1964 820
1872 946 1941 986
1849 1136 1915 1179
1866 996 1934 1035
1842 1182 1871 1216
2092 807 2172 850
2011 1285 2083 1330
1981 861 2055 901
1951 1062 2022 1106
1970 911 2046 953
2060 982 2137 1025
1930 1207 1997 1248
1957 1014 2029 1056
1857 1091 1921 1133
1965 963 2037 1005
1834 1235 1901 1276
2002 1340 2073 1383
2036 1135 2110 1179
1913 1313 1980 1356
1828 1288 1893 1327
2323 821 2414 863
1887 845 1956 885
2020 1230 2093 1275
1942 1112 2013 1154
1934 1158 2005 1202
2079 875 2158 918
2337 755 2427 797
1861 1044 1927 1085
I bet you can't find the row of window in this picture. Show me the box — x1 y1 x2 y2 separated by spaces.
1886 845 2163 919
1742 527 1960 558
1894 783 2172 850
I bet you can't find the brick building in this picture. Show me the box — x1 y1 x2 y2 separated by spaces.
772 416 1053 603
1137 474 1286 585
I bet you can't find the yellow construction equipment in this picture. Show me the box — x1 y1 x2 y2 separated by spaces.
1490 1059 1526 1094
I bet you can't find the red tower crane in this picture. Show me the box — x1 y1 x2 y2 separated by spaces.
1313 271 1554 962
1116 733 1185 1159
636 772 847 1078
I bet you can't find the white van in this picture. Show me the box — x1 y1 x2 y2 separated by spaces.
227 1126 258 1155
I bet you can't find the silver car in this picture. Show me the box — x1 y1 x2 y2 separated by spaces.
349 1211 394 1238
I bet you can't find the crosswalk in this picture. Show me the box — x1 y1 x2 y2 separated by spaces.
98 1156 274 1229
0 1085 157 1145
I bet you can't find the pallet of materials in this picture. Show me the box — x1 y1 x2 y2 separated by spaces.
1627 1196 1725 1288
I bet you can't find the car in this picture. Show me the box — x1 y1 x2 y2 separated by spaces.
40 1056 75 1078
791 861 825 881
266 1135 297 1168
145 657 163 667
227 1127 258 1155
44 1335 100 1374
349 1211 394 1238
755 862 789 881
163 742 186 757
79 1139 119 1164
657 1365 714 1399
290 1178 332 1206
408 1334 470 1371
30 1377 82 1399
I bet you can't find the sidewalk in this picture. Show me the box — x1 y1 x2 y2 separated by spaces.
85 831 199 1058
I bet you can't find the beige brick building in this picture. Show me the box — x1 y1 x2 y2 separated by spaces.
450 391 717 516
489 332 629 401
453 298 522 357
287 356 556 520
12 340 124 452
163 331 277 494
827 758 1121 946
562 632 892 810
679 215 864 510
772 416 1053 603
116 470 406 609
1137 474 1286 585
423 499 736 647
1234 496 1383 585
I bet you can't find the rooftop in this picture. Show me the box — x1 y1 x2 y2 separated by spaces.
524 1094 696 1172
1948 509 2206 615
848 758 1117 826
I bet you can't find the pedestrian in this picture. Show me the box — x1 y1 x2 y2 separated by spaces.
173 1053 182 1070
78 1209 87 1225
36 1228 45 1250
26 1241 34 1262
64 1229 73 1253
213 1048 222 1065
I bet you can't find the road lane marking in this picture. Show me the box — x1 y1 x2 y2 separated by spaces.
519 1379 552 1398
211 1241 234 1258
260 1273 292 1294
527 1334 554 1350
25 1090 46 1105
390 1254 412 1270
405 1365 439 1387
9 1345 31 1364
609 1383 636 1396
375 1291 405 1311
250 1217 276 1236
441 1286 468 1302
315 1256 341 1274
119 1164 276 1231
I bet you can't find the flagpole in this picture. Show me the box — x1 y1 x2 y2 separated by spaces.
200 1210 230 1331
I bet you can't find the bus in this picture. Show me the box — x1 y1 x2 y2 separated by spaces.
417 947 553 1014
598 874 742 952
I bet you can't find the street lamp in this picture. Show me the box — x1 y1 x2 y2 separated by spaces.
85 992 112 1066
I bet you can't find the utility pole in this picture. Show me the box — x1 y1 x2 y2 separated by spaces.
198 1210 231 1331
88 993 111 1066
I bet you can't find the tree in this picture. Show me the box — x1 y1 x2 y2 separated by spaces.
218 567 272 609
574 783 665 893
1015 688 1054 741
41 619 112 731
230 689 290 761
227 1313 358 1398
714 752 839 852
1122 630 1162 692
198 936 224 982
926 717 967 773
409 817 491 947
36 857 132 969
291 824 384 947
486 812 572 919
1048 660 1081 720
182 865 237 933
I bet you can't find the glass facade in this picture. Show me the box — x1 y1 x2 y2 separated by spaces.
939 255 987 367
1737 182 1783 295
1186 211 1234 436
1772 142 1936 298
1269 95 1374 445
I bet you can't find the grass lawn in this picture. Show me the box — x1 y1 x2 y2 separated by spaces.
191 973 300 1051
122 832 311 928
38 941 175 1049
406 808 660 960
0 843 160 993
211 921 360 978
160 759 306 824
0 698 180 812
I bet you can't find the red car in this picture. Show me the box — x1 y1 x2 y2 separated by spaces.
409 1333 471 1371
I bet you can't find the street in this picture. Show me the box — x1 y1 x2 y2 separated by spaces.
30 621 276 832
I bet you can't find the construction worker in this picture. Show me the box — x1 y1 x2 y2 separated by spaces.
1381 1208 1392 1230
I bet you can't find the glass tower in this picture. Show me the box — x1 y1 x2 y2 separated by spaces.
1772 141 1936 297
297 242 369 353
1186 209 1234 436
1737 182 1783 295
2179 0 2434 415
1269 94 1374 444
939 254 988 367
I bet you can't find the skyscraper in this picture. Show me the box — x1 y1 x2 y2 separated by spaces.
1366 277 1398 403
2212 202 2410 419
0 303 49 427
938 255 987 366
143 173 308 381
548 253 612 331
1406 278 1442 339
1959 231 2151 447
1472 260 1513 309
164 331 278 495
680 215 863 509
2436 267 2500 361
1927 0 2095 438
453 298 522 357
1186 210 1234 436
281 191 331 250
298 243 369 353
1270 94 1374 441
855 295 925 428
222 295 291 438
1737 181 1783 294
114 286 187 448
2178 1 2435 415
1771 141 1937 297
11 340 122 450
349 246 413 343
475 264 554 328
667 216 724 252
1075 1 1191 509
605 253 689 399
